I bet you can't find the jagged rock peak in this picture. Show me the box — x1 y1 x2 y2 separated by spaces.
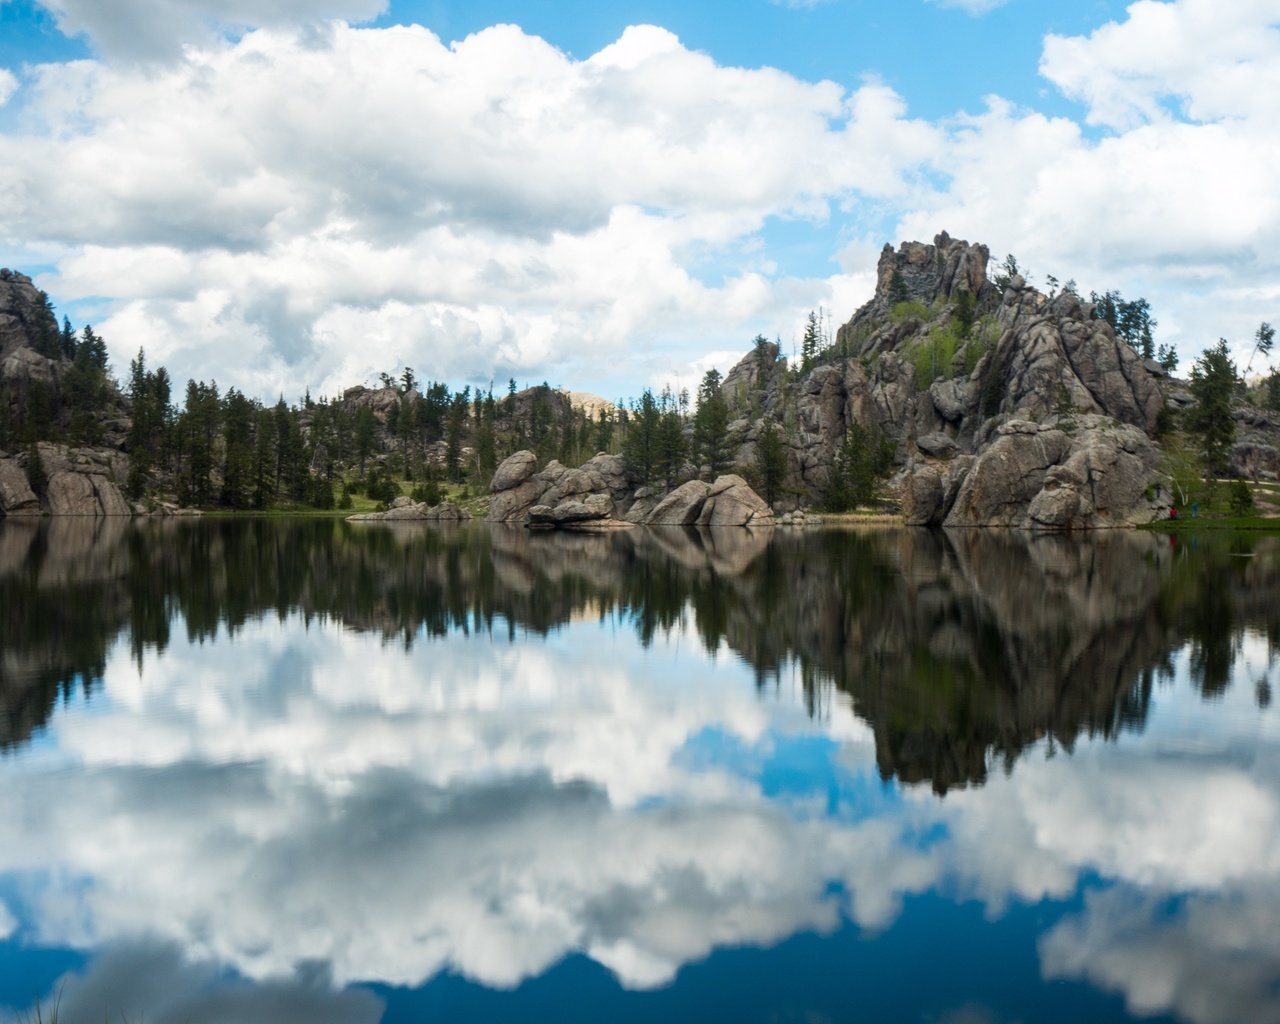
873 232 993 309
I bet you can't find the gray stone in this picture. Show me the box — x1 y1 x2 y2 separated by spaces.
916 432 959 459
646 481 712 525
490 450 539 492
0 458 39 516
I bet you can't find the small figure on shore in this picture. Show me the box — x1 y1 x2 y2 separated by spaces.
1169 506 1178 520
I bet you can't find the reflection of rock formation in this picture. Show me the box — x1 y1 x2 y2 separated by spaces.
2 519 1277 793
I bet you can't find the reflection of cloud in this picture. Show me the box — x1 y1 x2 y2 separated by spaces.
2 615 939 991
41 941 383 1024
2 609 1279 1012
1040 887 1280 1024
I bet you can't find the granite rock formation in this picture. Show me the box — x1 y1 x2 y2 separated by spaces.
483 451 774 529
718 232 1169 528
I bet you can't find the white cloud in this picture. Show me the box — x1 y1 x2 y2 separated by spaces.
33 0 389 59
0 68 18 107
893 1 1280 370
1040 0 1280 129
2 22 936 398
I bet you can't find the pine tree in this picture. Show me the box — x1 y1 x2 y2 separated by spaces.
800 310 819 370
754 419 787 507
692 369 731 480
622 389 660 484
1187 339 1238 478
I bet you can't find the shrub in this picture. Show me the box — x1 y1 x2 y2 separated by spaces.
911 325 960 389
891 300 931 324
1229 479 1254 516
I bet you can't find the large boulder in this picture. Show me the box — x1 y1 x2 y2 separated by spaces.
490 450 539 492
0 458 40 515
646 481 712 525
902 464 945 526
696 475 775 527
45 472 131 515
488 478 549 522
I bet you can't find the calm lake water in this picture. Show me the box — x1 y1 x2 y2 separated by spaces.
1 518 1278 1024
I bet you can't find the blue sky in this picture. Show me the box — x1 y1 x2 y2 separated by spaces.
0 0 1276 401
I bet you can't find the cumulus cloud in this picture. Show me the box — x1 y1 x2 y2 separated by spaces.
2 22 936 397
895 1 1280 368
5 3 1280 405
1040 0 1280 129
33 0 388 59
0 68 18 107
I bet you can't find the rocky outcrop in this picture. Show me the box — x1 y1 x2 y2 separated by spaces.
713 232 1169 526
903 417 1162 530
485 452 774 529
0 458 39 515
0 443 132 517
347 499 471 523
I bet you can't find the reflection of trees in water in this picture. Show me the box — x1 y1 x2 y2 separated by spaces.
2 519 1278 791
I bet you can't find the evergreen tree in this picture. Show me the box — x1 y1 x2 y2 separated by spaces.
594 407 614 453
824 421 895 512
220 388 255 508
354 405 377 477
753 419 787 507
622 389 660 484
252 405 279 508
800 310 819 370
1187 339 1238 478
692 369 731 479
655 407 686 487
446 391 467 482
1245 321 1275 377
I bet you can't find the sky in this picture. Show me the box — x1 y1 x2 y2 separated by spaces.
0 0 1277 404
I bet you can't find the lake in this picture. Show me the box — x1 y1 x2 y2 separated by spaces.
0 518 1277 1024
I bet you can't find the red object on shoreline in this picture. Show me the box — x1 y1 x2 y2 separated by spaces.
1170 506 1178 520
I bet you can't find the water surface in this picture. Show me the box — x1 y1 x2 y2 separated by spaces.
1 519 1277 1023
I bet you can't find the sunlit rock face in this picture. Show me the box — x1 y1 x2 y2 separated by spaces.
718 234 1168 526
1 519 1278 1024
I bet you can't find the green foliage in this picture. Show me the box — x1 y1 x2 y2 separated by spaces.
891 300 931 324
887 269 909 307
655 408 687 487
623 388 661 484
1090 289 1158 359
1187 339 1238 477
1266 369 1280 412
978 342 1007 418
993 253 1025 290
800 310 820 370
411 478 443 505
823 421 895 512
953 291 976 340
692 369 731 480
753 419 788 507
1245 321 1274 377
911 324 960 389
24 443 46 498
1228 479 1254 516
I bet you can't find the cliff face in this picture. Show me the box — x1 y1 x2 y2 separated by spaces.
722 233 1169 528
0 270 132 517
